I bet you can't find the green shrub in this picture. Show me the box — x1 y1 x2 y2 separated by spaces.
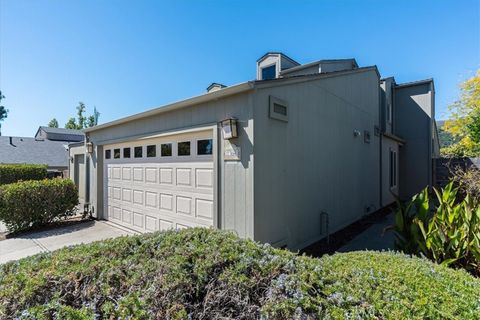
0 179 78 232
393 182 480 276
0 164 47 185
1 228 479 319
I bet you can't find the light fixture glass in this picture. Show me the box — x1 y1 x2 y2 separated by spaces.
86 142 94 154
221 118 238 140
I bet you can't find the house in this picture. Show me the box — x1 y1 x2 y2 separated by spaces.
35 126 84 143
69 53 438 250
0 126 85 176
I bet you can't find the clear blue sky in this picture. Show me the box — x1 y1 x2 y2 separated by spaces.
0 0 478 137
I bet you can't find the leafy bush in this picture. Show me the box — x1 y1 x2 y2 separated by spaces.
0 179 78 232
1 228 479 319
450 165 480 200
392 182 480 276
0 164 47 185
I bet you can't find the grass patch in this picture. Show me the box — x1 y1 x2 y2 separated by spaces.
1 228 479 319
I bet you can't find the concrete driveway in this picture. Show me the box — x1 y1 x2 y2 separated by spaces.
0 220 134 264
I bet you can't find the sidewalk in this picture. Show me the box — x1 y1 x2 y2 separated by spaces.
338 213 395 252
0 220 134 264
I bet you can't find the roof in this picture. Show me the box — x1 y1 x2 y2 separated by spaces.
206 82 227 91
36 126 85 142
280 58 358 75
395 78 434 89
84 65 380 134
256 52 300 66
0 136 70 168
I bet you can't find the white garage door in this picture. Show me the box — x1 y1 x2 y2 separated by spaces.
104 130 215 232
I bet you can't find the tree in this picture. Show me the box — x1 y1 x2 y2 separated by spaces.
0 91 9 136
63 102 100 129
48 118 59 128
87 106 100 127
442 71 480 157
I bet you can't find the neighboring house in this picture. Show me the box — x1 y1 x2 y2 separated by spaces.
0 126 85 176
35 126 84 143
70 52 438 250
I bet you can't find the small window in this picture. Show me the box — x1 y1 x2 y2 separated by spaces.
390 149 397 188
197 139 213 155
134 146 143 158
114 148 121 159
123 148 131 158
105 149 111 159
261 64 276 80
178 141 190 156
269 96 288 122
161 143 172 157
147 145 156 157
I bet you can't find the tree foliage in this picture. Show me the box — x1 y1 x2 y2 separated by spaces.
47 118 59 128
0 91 9 136
63 102 100 130
442 71 480 157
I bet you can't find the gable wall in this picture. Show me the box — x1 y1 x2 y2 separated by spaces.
252 70 381 249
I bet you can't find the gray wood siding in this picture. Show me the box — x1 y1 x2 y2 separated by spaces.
394 83 433 199
86 92 255 238
252 70 381 250
381 137 399 206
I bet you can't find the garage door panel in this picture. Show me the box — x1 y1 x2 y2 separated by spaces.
104 131 214 233
160 168 174 184
176 168 192 186
176 196 192 215
145 191 158 208
145 215 158 231
195 198 214 219
159 219 174 231
196 168 213 188
133 168 143 182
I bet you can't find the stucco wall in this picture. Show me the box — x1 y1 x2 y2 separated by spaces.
252 69 381 250
85 92 255 239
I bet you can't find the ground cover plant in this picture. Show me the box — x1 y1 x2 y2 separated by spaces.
0 178 78 232
0 164 47 185
1 228 479 319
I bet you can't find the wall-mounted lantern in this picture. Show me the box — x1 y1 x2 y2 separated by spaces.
86 142 94 154
221 118 238 140
70 156 74 163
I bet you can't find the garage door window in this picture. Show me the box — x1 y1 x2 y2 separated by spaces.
105 149 111 159
134 146 143 158
123 148 131 158
114 149 121 159
178 141 190 156
147 145 156 157
161 143 172 157
197 139 213 155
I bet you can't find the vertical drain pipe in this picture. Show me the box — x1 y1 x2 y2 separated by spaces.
320 211 330 244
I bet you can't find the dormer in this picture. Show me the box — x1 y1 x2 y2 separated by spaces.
256 52 300 80
206 82 227 93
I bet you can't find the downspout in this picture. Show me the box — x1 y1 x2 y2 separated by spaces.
84 135 90 215
378 80 383 208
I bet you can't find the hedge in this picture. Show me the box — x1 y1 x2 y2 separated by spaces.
0 179 78 233
0 164 48 185
0 228 478 319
